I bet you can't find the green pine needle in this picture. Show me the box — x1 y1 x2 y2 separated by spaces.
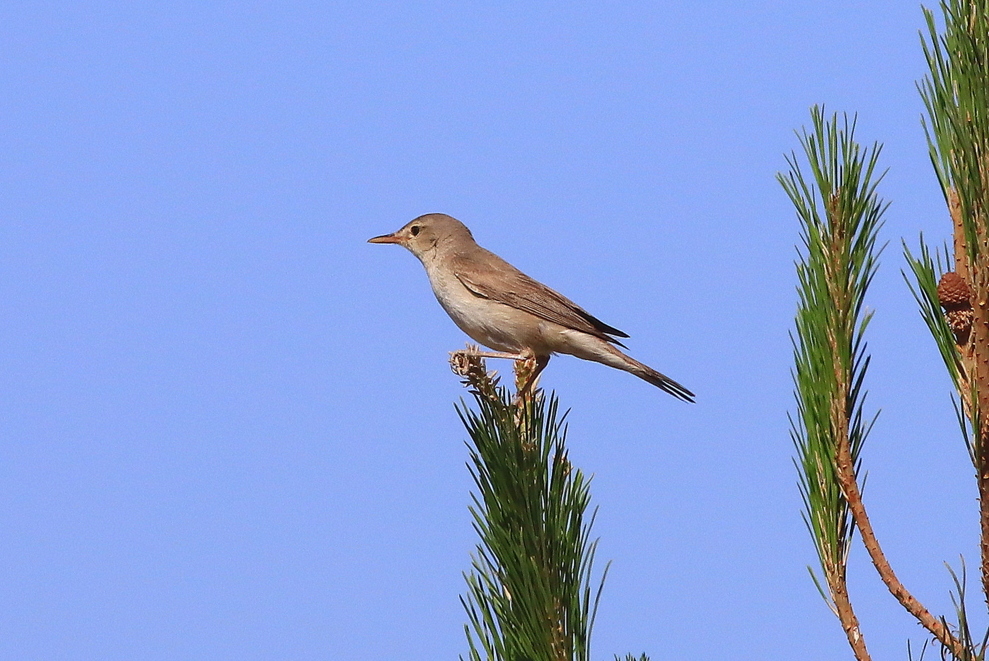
457 384 608 661
919 0 989 266
780 106 886 615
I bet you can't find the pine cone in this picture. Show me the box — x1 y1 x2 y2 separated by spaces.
946 308 974 335
937 271 971 310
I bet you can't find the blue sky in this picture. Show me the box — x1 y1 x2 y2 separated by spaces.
0 2 977 659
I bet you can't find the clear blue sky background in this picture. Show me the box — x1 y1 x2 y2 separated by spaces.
0 2 978 659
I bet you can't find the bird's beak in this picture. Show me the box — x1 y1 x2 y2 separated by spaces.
368 232 402 245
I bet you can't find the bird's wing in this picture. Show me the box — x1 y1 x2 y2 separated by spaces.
452 250 630 346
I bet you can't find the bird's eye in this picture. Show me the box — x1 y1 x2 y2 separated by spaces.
410 225 420 236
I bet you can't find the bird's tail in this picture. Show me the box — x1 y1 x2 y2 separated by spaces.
573 339 694 402
623 355 695 403
559 331 694 402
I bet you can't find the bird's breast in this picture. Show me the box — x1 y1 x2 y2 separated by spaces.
423 264 542 353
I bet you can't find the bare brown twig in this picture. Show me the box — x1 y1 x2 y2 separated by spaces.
830 568 870 661
834 433 968 657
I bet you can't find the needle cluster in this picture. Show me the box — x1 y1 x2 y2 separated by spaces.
454 355 608 661
781 107 886 660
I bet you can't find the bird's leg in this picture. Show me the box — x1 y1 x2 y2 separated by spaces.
515 352 550 399
451 348 528 361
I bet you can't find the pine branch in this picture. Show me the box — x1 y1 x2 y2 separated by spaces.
919 0 989 611
454 352 608 661
782 106 884 661
784 105 972 658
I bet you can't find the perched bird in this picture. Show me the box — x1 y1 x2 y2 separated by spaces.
368 213 694 402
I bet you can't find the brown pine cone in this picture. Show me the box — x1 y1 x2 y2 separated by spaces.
937 271 971 310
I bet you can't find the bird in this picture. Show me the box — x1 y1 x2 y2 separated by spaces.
368 213 694 402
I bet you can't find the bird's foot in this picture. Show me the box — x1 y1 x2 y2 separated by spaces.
450 347 502 402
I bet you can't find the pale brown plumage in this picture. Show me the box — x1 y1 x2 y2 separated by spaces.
451 254 630 347
369 213 694 402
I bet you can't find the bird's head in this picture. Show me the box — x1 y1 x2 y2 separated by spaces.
368 213 474 260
